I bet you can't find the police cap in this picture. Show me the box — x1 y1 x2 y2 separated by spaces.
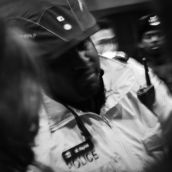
2 0 99 61
138 14 161 39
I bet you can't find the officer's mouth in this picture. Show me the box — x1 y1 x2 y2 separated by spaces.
82 70 100 84
150 44 161 50
151 47 159 50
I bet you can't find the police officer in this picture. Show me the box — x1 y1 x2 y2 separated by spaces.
136 14 172 91
3 0 172 172
137 14 165 64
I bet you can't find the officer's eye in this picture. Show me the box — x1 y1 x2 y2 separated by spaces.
144 34 152 39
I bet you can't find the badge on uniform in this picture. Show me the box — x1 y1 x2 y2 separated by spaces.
61 108 99 169
62 139 94 166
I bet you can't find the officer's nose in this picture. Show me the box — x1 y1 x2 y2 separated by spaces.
151 36 159 43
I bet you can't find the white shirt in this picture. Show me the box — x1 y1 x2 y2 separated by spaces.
33 57 171 172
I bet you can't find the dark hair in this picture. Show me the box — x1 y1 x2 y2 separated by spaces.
0 18 42 172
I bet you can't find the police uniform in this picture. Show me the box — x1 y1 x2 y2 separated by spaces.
33 56 170 172
102 51 172 125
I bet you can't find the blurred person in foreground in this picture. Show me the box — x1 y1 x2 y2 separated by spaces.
0 18 54 172
3 0 172 171
0 18 41 171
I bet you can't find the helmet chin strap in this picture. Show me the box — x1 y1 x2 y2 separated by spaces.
49 93 92 140
63 103 92 140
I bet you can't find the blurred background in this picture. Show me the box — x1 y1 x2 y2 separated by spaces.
86 0 153 57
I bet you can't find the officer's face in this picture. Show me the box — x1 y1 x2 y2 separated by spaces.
91 28 119 56
46 38 101 105
140 30 164 54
